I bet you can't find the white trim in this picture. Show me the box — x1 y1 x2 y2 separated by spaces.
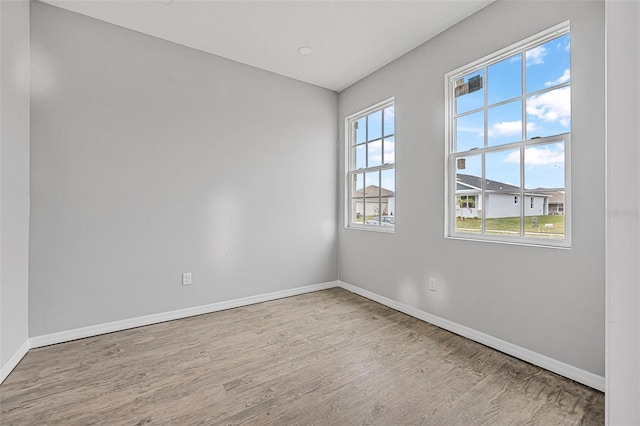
4 279 604 393
0 339 30 384
29 281 338 349
337 280 605 392
604 2 610 423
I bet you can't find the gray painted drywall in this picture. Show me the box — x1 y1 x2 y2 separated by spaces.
606 0 640 422
0 0 30 369
29 1 338 336
338 1 605 376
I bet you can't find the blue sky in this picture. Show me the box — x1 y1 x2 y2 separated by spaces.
455 34 570 190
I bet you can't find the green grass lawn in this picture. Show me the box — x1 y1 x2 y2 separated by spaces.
456 215 565 237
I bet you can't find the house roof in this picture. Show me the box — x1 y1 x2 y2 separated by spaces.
353 185 395 198
457 175 563 201
541 192 565 204
456 174 520 192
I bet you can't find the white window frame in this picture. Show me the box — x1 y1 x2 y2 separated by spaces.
444 22 571 248
344 97 395 233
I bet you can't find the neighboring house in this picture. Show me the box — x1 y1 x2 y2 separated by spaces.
545 191 565 215
456 174 551 219
353 185 395 218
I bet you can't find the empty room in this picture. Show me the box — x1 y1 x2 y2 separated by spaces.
1 0 638 424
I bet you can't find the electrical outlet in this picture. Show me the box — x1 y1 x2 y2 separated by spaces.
182 272 192 286
428 277 437 292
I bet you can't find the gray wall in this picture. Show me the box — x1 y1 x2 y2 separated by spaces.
338 1 605 376
0 0 30 370
606 0 640 422
29 1 338 336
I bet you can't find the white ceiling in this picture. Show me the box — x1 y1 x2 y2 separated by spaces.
41 0 493 92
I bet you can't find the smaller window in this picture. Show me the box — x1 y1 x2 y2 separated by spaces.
345 98 395 232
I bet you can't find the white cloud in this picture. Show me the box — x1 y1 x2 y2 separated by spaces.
487 121 538 138
526 45 547 65
489 120 521 137
504 151 520 163
383 140 395 163
524 145 565 166
384 107 395 122
503 144 564 165
457 125 483 135
526 86 570 126
545 68 570 87
368 143 382 153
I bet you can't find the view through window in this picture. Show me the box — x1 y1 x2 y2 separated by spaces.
446 22 571 246
346 99 395 231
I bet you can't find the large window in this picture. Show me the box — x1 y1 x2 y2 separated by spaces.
445 22 571 247
345 98 395 231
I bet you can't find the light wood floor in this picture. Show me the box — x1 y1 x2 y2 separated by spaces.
1 288 604 425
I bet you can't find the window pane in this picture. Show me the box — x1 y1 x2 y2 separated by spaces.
367 140 382 167
354 145 366 169
456 111 484 152
455 193 481 233
455 70 485 114
455 154 482 187
368 110 382 141
352 199 364 224
363 171 380 224
488 53 522 105
526 86 571 139
524 190 565 239
484 193 521 236
355 117 366 144
381 169 395 198
526 33 571 94
455 152 482 234
351 172 364 196
380 170 396 220
383 136 395 164
488 100 523 146
525 194 545 216
379 198 395 225
524 142 565 190
363 199 380 224
365 171 379 195
384 107 395 137
486 148 520 189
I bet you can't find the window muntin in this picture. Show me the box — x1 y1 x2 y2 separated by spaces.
446 23 570 247
346 99 395 231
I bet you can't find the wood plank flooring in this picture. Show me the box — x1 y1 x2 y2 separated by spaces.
0 288 604 425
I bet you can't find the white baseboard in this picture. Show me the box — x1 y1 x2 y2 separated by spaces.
337 280 605 392
0 339 30 384
6 280 605 392
29 281 338 349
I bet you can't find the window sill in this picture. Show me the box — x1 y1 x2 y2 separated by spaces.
445 233 571 249
347 224 395 234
